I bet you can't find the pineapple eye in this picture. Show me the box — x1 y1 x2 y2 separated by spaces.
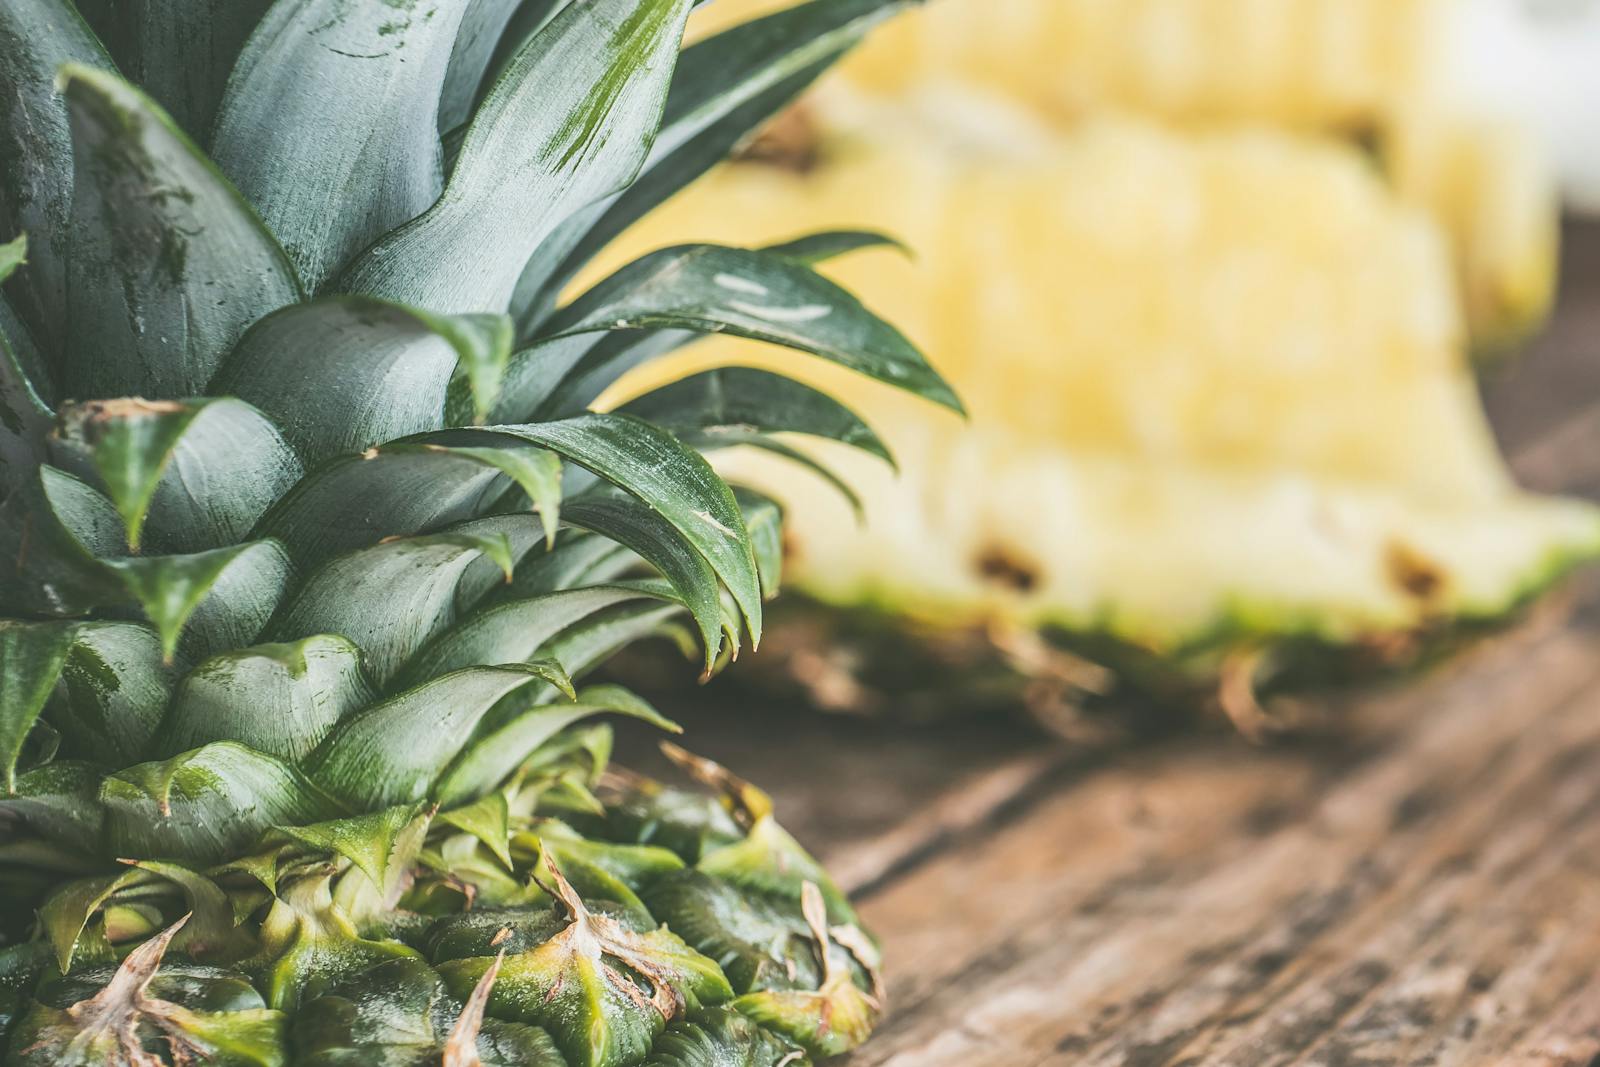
972 544 1040 595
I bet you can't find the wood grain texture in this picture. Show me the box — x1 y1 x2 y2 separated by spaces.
617 221 1600 1064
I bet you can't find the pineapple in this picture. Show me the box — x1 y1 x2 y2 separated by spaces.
0 0 952 1062
594 98 1600 723
691 0 1561 353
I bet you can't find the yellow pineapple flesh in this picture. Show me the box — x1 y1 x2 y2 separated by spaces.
690 0 1559 353
591 103 1598 667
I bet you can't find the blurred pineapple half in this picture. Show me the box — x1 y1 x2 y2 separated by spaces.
585 36 1600 723
694 0 1560 352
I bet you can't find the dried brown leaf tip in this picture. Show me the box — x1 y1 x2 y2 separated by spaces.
442 947 505 1067
57 914 210 1067
541 858 683 1021
658 741 773 826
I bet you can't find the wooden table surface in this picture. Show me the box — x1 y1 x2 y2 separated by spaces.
622 219 1600 1067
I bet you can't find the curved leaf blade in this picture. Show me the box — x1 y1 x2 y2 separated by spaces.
101 742 342 864
542 244 960 414
54 397 301 553
269 802 429 895
511 232 902 420
0 466 123 616
438 0 526 134
159 635 372 763
526 0 912 314
256 446 545 568
430 413 763 647
48 622 174 769
620 366 891 464
0 304 52 499
74 0 273 140
338 0 693 314
213 297 512 464
436 684 681 806
212 0 470 290
303 666 544 810
175 538 292 663
403 580 676 685
734 486 783 600
107 539 289 661
560 486 721 668
0 761 106 855
0 0 112 363
268 516 532 689
58 65 301 399
0 620 75 793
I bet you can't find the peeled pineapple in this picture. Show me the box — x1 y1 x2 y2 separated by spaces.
594 100 1600 717
692 0 1560 352
694 0 1440 133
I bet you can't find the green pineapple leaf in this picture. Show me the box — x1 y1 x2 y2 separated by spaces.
0 0 112 361
511 231 902 421
0 467 128 618
257 447 547 567
302 666 547 810
434 413 764 648
428 443 564 547
269 517 532 688
437 0 529 134
339 0 694 314
37 868 146 973
106 539 289 661
211 0 470 291
214 297 516 463
171 537 294 663
40 621 173 769
55 396 200 551
0 620 76 793
122 858 241 959
523 0 915 320
620 366 893 466
736 488 785 600
0 762 105 850
54 397 301 553
438 791 515 871
101 742 342 865
435 683 681 808
56 65 301 400
536 244 959 414
403 581 677 685
271 802 432 896
158 635 373 763
542 600 691 681
73 0 273 140
0 307 52 499
561 486 725 670
763 228 908 264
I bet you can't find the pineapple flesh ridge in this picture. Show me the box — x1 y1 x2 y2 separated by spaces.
594 97 1600 679
0 0 949 1062
694 0 1561 354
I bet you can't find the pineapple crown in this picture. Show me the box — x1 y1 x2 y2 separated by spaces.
0 0 951 974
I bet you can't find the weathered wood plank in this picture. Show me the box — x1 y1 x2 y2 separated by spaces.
845 610 1600 1066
